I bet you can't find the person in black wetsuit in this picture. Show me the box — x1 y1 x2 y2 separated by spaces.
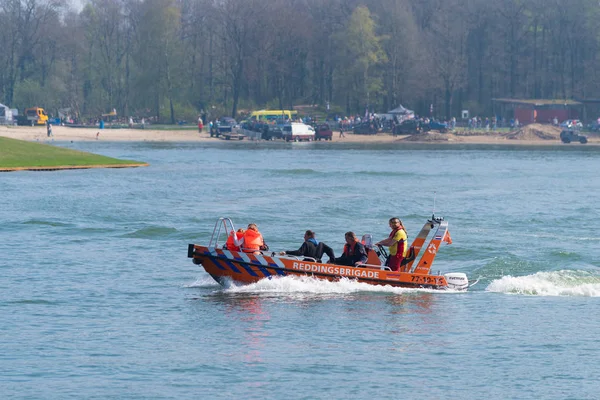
280 230 335 262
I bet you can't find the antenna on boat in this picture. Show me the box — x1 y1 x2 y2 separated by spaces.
432 191 436 218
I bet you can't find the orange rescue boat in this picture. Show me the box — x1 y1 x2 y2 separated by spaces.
188 216 469 290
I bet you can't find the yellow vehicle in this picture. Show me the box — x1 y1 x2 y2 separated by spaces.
25 107 48 125
250 109 298 121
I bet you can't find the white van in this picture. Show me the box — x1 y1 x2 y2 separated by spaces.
0 105 13 125
282 122 315 142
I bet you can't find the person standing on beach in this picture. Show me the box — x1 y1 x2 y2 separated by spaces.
339 127 345 138
198 116 204 133
47 123 53 137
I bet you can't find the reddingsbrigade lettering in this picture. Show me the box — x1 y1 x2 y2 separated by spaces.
292 262 380 279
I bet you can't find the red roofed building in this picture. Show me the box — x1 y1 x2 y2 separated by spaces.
492 99 582 124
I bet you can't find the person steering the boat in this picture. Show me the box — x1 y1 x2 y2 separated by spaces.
279 230 336 262
332 231 368 267
234 223 268 253
375 217 408 271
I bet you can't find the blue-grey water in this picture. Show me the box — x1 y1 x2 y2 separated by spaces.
1 140 599 399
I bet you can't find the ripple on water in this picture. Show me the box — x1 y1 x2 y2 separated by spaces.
120 226 178 239
22 219 74 227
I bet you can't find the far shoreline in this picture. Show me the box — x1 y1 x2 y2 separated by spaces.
1 124 598 146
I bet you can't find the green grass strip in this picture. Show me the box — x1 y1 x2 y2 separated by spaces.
0 137 148 171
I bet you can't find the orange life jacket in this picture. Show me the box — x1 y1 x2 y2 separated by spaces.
243 229 263 252
343 242 357 257
225 230 244 251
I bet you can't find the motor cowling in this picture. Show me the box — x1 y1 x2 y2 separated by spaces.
443 272 469 290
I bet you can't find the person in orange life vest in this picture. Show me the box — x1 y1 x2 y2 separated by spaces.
332 231 368 267
224 228 245 251
234 223 268 253
375 217 408 272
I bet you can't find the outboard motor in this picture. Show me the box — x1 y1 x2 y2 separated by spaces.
443 272 469 290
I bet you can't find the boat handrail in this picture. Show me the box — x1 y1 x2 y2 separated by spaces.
277 254 317 262
209 217 236 248
356 263 391 271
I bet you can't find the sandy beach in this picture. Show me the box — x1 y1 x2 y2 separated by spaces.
1 124 598 145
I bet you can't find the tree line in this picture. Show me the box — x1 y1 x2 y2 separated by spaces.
1 0 599 123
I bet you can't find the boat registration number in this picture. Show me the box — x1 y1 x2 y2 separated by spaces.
411 275 444 285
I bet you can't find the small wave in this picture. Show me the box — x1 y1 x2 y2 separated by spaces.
486 270 600 297
8 299 59 305
222 276 461 296
550 249 582 259
121 226 178 239
184 276 219 288
271 168 319 175
22 219 72 227
355 170 415 177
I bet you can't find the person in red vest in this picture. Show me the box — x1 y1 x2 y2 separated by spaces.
235 223 268 253
224 228 245 251
332 231 368 266
376 217 408 272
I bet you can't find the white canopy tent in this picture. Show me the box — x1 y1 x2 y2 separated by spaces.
387 105 414 122
388 105 414 115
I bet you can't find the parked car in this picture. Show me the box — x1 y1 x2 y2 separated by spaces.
260 119 289 140
559 119 583 129
560 129 587 144
353 121 378 135
314 123 333 140
211 117 238 137
426 120 448 133
393 118 448 134
262 124 284 140
393 119 421 135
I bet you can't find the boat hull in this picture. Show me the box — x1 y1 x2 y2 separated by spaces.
188 244 463 290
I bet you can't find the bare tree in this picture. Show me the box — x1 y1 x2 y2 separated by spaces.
213 0 267 117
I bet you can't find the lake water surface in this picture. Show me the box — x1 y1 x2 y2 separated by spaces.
1 141 599 399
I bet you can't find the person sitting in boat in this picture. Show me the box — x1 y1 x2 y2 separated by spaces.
375 217 408 272
332 231 368 267
234 223 268 253
224 228 245 251
279 230 335 262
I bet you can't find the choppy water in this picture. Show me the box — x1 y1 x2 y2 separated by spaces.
1 141 599 399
